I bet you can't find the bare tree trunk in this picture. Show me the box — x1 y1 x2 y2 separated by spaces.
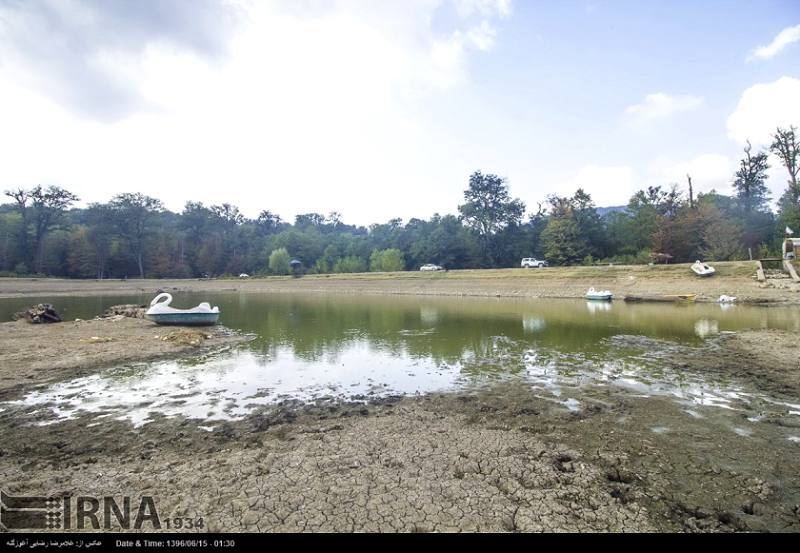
137 251 144 278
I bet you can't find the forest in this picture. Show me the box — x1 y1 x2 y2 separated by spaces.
1 126 798 279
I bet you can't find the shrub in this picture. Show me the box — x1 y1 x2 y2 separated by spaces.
268 248 291 275
333 256 367 273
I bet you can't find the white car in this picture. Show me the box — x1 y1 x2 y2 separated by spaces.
239 273 250 278
521 258 548 268
419 264 443 271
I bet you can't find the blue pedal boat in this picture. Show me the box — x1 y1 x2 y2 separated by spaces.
145 293 220 326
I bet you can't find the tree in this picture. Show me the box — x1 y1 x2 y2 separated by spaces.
770 125 799 206
570 189 607 257
458 171 525 265
333 255 367 273
110 193 164 278
733 141 770 213
294 213 326 231
256 210 284 235
3 188 31 270
771 126 800 236
85 203 115 279
268 247 291 275
28 186 80 273
541 217 586 265
701 205 745 261
369 248 405 272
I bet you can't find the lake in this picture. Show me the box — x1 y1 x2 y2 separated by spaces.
3 293 800 431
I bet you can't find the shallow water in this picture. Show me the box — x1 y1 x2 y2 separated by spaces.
3 293 800 434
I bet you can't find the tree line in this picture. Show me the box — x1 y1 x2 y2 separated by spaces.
1 126 797 279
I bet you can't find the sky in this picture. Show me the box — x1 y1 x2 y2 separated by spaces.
0 0 799 225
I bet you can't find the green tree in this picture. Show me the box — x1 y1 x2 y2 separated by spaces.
84 203 115 279
268 247 291 275
541 217 586 265
570 189 607 257
458 171 525 266
369 248 405 272
333 255 367 273
771 126 800 237
733 141 770 214
110 193 164 278
4 185 79 274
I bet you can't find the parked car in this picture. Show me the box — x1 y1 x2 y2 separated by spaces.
419 264 443 271
521 258 548 268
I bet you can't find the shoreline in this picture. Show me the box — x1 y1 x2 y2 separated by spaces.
1 261 798 304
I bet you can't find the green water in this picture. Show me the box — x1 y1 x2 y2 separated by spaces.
3 293 800 428
3 292 799 350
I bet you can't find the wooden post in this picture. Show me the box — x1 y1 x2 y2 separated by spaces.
784 260 800 282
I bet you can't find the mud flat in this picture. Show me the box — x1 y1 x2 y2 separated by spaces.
1 262 798 303
0 380 798 533
0 317 248 397
663 329 800 398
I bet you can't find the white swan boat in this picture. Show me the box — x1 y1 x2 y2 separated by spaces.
585 287 613 301
145 293 220 326
691 260 715 277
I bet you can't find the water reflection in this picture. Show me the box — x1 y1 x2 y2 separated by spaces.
3 293 800 432
586 300 612 313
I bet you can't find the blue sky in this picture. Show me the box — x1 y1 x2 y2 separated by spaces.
0 0 798 223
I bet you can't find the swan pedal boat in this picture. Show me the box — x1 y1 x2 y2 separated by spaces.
585 287 613 301
691 260 715 277
145 293 220 326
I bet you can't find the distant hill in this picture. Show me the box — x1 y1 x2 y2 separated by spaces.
596 205 627 218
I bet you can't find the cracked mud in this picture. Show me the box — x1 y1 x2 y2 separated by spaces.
1 375 798 533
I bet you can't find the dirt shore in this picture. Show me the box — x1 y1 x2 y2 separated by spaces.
1 261 798 303
0 317 248 398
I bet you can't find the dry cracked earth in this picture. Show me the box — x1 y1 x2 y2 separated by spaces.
2 381 798 533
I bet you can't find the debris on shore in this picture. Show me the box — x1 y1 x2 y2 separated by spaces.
12 303 62 324
157 329 213 346
101 304 147 319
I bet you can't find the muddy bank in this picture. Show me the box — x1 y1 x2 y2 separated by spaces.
1 262 798 303
0 317 248 397
665 329 800 397
0 384 797 532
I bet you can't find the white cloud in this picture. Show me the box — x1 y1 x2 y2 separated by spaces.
563 165 637 206
466 20 497 51
748 24 800 61
454 0 512 18
0 1 511 225
726 76 800 145
625 93 703 124
651 155 733 195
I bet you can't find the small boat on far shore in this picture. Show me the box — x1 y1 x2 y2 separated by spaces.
145 293 220 326
691 260 715 277
585 287 613 301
